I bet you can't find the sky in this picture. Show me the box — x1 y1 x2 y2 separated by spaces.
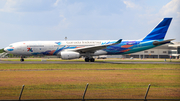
0 0 180 49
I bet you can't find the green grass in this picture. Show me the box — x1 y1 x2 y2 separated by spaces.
0 64 179 70
0 64 179 99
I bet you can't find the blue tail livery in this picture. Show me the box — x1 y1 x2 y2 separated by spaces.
143 18 172 41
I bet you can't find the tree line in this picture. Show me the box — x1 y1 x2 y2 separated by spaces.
0 48 4 53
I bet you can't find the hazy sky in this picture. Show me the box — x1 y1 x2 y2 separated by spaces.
0 0 180 49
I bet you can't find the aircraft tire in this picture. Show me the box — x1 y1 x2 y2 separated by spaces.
85 58 89 62
20 58 24 62
90 58 95 62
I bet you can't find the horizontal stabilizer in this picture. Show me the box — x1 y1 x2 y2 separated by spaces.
153 39 175 46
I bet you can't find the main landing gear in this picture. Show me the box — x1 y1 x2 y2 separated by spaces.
85 58 95 62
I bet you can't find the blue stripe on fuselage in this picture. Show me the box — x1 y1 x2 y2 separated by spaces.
105 40 156 55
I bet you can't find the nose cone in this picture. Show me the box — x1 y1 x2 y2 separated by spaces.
4 47 14 52
4 47 8 52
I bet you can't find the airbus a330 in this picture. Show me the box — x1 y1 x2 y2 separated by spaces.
4 18 174 62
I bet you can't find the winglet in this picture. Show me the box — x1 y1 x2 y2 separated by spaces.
111 39 122 45
115 39 122 44
103 39 122 46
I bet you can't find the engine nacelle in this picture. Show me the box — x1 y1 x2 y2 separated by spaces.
60 51 80 60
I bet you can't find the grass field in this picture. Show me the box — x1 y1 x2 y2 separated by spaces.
0 63 180 100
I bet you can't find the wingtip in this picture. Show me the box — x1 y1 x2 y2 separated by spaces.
116 39 122 44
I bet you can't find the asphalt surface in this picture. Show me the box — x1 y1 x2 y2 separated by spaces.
0 60 180 64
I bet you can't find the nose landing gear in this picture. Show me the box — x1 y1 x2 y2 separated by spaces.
20 58 24 62
20 56 24 62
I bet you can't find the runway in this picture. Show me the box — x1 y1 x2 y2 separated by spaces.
0 60 180 64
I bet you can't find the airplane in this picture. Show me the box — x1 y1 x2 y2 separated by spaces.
4 18 174 62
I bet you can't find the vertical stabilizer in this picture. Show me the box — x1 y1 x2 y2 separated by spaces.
142 18 172 41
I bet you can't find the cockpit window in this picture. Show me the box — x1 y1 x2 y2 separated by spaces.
9 45 13 47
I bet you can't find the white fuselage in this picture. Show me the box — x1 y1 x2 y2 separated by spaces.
4 40 117 56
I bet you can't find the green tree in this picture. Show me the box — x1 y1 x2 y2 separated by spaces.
0 48 5 53
8 54 14 58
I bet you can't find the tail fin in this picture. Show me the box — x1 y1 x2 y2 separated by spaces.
142 18 172 41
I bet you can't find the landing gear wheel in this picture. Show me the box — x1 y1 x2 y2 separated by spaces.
90 58 95 62
20 56 25 62
85 58 89 62
20 58 24 62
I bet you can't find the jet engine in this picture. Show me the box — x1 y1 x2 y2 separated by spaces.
60 51 80 59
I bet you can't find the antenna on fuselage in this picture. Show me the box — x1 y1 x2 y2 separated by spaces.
65 37 67 41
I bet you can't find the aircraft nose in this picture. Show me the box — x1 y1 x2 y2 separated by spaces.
4 47 8 52
4 47 14 52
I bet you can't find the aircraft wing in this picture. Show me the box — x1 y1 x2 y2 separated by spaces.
72 39 122 53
